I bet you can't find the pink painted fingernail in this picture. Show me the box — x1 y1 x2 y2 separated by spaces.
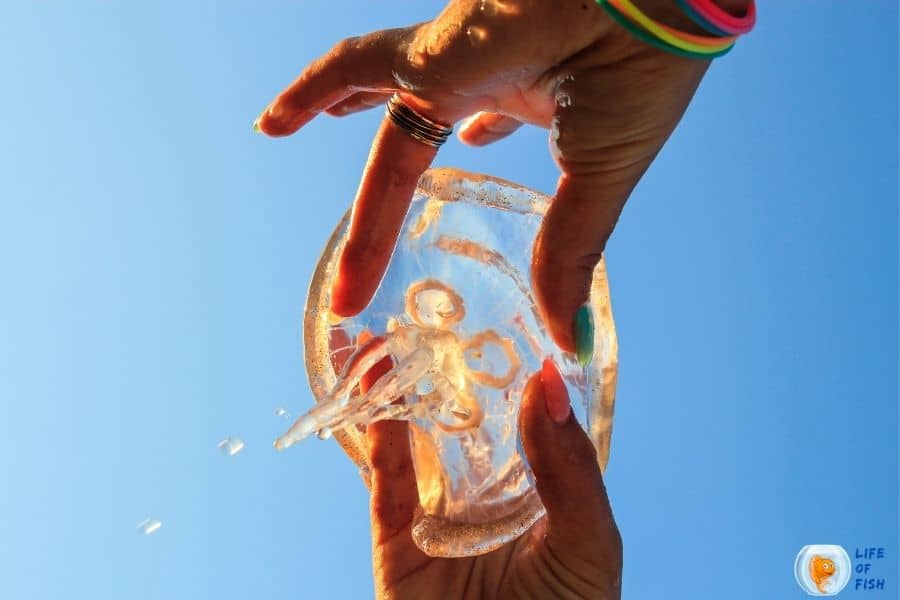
541 358 570 425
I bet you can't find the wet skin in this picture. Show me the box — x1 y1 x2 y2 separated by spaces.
256 1 751 597
255 0 753 354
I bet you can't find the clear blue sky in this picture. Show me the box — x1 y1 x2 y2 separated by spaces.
1 2 896 599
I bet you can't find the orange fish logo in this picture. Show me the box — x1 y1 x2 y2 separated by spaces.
795 545 850 596
809 555 837 593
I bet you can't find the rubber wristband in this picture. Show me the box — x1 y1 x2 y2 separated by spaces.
686 0 756 35
655 16 737 48
607 0 734 53
674 0 732 36
597 0 733 60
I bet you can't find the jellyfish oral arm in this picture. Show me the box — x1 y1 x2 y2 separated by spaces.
354 347 434 413
274 336 389 450
274 325 496 450
275 343 437 450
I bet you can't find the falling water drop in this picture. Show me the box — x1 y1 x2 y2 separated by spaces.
218 436 245 456
274 407 290 419
137 519 162 535
317 427 333 440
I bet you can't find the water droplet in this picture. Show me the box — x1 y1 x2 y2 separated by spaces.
555 91 572 108
137 519 162 535
217 436 245 456
466 25 488 46
393 69 421 92
480 0 498 15
549 116 562 161
480 0 520 16
274 407 290 419
317 427 333 440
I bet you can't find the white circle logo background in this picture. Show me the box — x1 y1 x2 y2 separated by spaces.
794 545 852 596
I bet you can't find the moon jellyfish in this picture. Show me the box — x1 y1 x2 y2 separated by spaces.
277 168 618 558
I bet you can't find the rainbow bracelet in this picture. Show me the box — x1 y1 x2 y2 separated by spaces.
596 0 755 60
682 0 756 35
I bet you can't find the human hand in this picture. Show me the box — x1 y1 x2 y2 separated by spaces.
361 357 621 599
255 0 722 355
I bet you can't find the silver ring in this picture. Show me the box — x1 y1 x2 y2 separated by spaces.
385 94 453 149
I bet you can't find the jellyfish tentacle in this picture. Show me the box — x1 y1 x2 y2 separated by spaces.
355 346 435 413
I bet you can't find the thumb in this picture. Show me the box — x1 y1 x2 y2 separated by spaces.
457 111 523 146
518 359 620 556
532 171 628 360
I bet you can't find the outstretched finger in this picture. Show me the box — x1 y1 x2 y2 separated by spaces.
330 98 448 317
254 27 412 137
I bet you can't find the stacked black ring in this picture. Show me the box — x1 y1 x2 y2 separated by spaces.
385 94 453 149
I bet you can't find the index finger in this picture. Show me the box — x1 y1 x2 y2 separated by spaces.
331 107 441 317
254 27 410 137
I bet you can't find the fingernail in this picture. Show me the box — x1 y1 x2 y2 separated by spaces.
541 357 570 425
573 303 594 367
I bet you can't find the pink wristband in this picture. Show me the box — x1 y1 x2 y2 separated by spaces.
686 0 756 35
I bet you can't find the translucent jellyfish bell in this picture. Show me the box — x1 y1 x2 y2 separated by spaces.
278 168 618 557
